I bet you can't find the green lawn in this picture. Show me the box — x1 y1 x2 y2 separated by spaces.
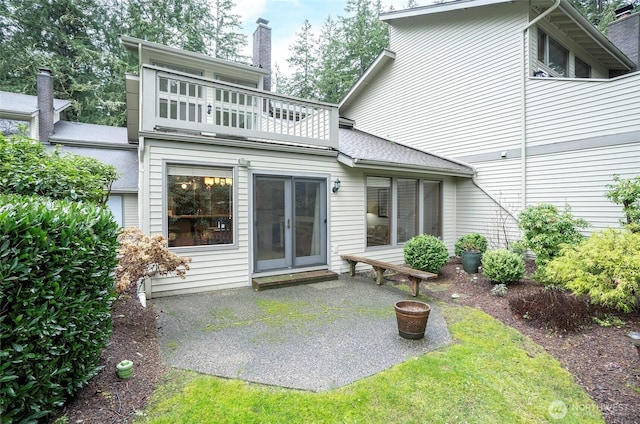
133 304 602 423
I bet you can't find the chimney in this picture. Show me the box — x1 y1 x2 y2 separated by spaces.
608 5 639 71
252 18 272 91
37 67 54 142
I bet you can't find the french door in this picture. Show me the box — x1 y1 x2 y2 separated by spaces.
254 176 327 273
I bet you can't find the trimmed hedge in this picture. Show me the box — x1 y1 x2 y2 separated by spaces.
0 194 119 422
481 249 525 285
403 234 449 274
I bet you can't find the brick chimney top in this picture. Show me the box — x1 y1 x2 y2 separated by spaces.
37 67 54 142
253 17 272 91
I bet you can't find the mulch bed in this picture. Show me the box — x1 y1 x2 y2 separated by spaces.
53 260 639 423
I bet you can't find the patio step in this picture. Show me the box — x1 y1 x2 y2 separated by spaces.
252 270 339 291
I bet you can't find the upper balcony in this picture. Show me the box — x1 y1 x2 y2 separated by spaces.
132 65 339 149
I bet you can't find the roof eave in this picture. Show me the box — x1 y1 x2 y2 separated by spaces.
339 49 396 112
337 153 475 177
558 0 635 70
120 35 269 76
380 0 512 22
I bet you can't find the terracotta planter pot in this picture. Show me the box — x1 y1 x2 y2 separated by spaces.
394 300 430 340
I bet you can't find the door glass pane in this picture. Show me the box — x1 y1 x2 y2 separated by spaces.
255 178 286 261
295 181 321 258
423 181 441 237
397 179 418 243
366 177 391 247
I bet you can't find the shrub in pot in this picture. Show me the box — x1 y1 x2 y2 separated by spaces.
455 233 488 273
403 234 449 274
481 249 525 284
454 233 488 256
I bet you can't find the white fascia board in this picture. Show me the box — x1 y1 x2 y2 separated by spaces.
120 35 269 76
380 0 513 22
337 153 475 177
339 49 396 111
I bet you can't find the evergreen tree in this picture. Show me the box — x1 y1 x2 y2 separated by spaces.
315 17 351 103
0 0 122 124
285 20 319 100
212 0 248 62
340 0 389 82
569 0 640 32
124 0 214 54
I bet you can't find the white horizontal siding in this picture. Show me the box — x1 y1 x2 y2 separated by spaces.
342 2 528 158
456 178 520 250
144 139 340 296
527 72 640 147
527 143 640 231
473 158 523 207
123 193 139 228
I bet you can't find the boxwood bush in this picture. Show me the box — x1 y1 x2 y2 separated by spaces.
404 234 449 274
0 194 119 422
454 233 488 256
481 249 525 284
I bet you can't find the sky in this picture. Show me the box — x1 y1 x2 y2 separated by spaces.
232 0 428 76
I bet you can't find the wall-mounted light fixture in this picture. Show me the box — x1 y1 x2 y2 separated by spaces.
207 104 212 115
332 178 341 193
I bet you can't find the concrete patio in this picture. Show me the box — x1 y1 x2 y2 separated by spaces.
154 274 451 392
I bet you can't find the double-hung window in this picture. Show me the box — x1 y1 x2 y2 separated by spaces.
366 176 442 248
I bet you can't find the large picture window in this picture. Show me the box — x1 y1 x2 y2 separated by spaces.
366 176 442 248
167 165 233 247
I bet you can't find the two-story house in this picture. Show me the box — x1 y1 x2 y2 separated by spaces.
120 24 475 297
340 0 640 242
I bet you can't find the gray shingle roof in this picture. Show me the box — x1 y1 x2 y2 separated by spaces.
47 144 138 192
338 127 474 175
0 92 70 115
52 121 130 145
47 121 137 192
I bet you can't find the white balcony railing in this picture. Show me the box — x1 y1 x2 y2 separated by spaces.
140 65 339 149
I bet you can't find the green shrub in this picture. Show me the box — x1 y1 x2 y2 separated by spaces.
606 174 640 228
518 204 589 268
0 194 119 422
481 249 525 284
454 233 488 256
0 133 117 205
404 234 449 274
541 228 640 313
490 284 508 297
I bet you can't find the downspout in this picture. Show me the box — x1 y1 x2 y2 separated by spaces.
520 0 561 210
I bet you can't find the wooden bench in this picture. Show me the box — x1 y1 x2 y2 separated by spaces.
340 254 437 297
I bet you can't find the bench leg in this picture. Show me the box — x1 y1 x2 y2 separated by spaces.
408 276 420 297
347 260 357 277
372 267 386 285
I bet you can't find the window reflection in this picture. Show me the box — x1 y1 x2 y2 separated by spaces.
167 165 233 247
